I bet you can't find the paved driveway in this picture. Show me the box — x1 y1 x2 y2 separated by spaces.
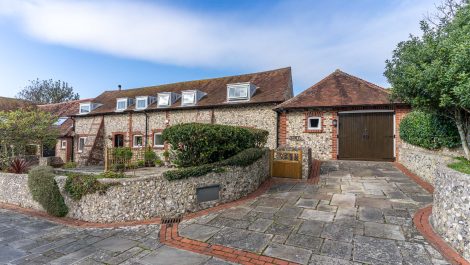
180 161 449 265
0 161 450 265
0 210 231 265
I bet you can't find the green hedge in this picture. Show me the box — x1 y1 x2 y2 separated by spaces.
163 148 266 181
64 173 111 201
28 166 68 217
162 123 268 167
400 111 460 150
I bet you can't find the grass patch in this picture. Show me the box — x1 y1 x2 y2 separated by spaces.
448 157 470 175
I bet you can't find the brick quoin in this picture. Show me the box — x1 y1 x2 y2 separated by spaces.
278 111 287 146
331 111 338 160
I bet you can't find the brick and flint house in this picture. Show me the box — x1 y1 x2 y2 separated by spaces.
275 70 410 162
72 67 293 166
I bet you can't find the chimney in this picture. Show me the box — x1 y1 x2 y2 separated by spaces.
118 84 122 91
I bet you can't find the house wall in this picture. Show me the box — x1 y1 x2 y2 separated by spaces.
55 138 72 163
280 107 410 161
73 104 278 164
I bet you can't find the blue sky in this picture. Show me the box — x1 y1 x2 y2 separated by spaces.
0 0 438 99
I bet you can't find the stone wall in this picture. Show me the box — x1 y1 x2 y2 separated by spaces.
284 111 334 160
399 142 462 185
56 150 270 223
0 173 43 210
432 165 470 260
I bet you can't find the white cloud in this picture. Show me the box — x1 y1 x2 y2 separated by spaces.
0 0 437 90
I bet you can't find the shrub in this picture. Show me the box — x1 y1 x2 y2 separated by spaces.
144 150 158 167
97 171 126 179
162 123 268 167
8 157 30 174
137 160 145 167
62 162 77 169
28 166 68 217
64 173 110 201
155 158 164 167
400 111 460 150
113 147 133 160
163 148 266 181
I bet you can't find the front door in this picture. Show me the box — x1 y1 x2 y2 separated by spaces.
338 112 394 161
114 134 124 147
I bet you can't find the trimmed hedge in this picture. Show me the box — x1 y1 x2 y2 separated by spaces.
400 111 460 150
163 148 266 181
162 123 268 167
64 173 111 201
28 166 68 217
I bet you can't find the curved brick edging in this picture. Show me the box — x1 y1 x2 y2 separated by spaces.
394 162 434 193
414 206 470 265
160 223 299 265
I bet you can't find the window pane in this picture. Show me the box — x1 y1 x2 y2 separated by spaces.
80 105 90 113
79 138 86 151
134 136 143 146
182 93 195 104
158 95 170 106
309 118 320 129
117 101 126 110
229 86 248 99
137 99 146 109
154 133 164 146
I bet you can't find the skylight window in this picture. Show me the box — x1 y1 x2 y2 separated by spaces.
55 117 68 126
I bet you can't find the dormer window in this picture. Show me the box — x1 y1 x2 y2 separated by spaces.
79 103 91 114
116 98 128 111
157 92 180 108
227 82 256 101
181 90 206 106
78 102 101 115
135 96 156 110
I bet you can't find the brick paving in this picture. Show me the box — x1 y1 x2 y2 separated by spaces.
179 161 450 265
0 161 455 265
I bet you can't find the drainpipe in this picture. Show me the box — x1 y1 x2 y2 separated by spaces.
71 117 75 162
144 112 149 147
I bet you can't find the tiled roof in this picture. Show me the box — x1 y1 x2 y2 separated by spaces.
38 99 93 137
81 67 293 115
0 97 35 111
276 70 397 110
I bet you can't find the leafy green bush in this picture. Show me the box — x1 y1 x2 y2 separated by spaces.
28 166 68 217
162 123 268 167
112 163 125 172
62 161 77 169
400 111 460 150
113 147 133 160
163 148 266 181
137 160 145 167
155 158 164 167
97 171 126 179
144 150 158 166
64 173 111 201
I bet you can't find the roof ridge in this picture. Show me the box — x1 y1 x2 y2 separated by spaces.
37 98 94 106
334 70 388 93
108 67 291 93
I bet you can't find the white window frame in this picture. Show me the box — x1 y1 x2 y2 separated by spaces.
79 103 91 114
153 132 164 148
133 135 143 148
135 97 148 110
307 117 322 130
157 93 171 107
116 98 128 111
61 140 67 149
227 85 249 101
55 117 68 126
181 91 196 106
78 137 86 153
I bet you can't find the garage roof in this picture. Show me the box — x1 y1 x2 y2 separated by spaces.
276 70 399 110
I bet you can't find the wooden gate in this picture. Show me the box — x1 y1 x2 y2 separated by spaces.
338 112 394 161
270 150 302 179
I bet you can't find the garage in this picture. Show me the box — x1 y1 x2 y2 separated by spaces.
338 111 395 161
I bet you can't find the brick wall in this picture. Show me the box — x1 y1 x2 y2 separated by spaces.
394 107 411 160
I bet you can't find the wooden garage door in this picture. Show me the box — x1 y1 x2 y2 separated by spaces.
338 112 394 161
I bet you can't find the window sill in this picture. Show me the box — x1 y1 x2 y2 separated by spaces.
304 129 323 133
153 145 165 149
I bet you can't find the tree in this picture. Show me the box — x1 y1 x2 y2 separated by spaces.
384 1 470 159
17 78 79 104
0 109 59 160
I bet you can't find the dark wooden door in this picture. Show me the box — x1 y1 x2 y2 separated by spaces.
114 134 124 147
338 112 394 161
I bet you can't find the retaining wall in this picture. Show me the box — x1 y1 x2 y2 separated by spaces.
0 173 43 210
